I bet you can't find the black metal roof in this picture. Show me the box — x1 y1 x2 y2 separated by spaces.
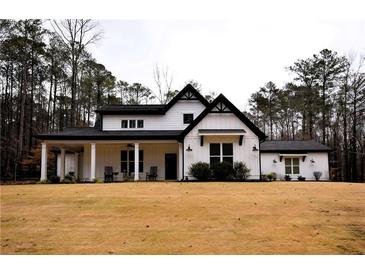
95 84 209 115
37 128 182 140
260 140 331 152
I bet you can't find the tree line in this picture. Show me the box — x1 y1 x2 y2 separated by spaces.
246 49 365 181
0 19 178 180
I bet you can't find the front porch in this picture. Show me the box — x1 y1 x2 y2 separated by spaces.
40 140 183 182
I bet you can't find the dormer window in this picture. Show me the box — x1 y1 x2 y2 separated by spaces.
183 113 194 124
129 120 136 128
137 120 144 128
121 120 128 128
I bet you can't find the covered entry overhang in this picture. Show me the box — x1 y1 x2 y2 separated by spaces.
198 129 246 146
36 129 183 182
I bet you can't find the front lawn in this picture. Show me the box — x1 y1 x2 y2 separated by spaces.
1 182 364 254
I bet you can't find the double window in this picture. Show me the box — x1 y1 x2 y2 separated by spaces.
121 119 144 128
121 150 144 175
285 158 300 175
183 113 194 124
209 143 233 166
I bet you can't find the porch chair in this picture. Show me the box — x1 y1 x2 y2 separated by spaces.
146 166 158 181
104 166 114 182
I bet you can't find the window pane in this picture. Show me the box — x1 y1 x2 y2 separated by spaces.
139 162 143 173
222 143 233 155
137 120 144 128
210 143 220 156
293 166 300 174
121 162 127 173
293 158 299 165
183 113 194 124
285 166 291 174
285 158 291 165
223 156 233 165
129 162 134 173
139 150 144 160
210 156 220 165
129 150 135 161
121 150 127 161
121 120 128 128
129 120 136 128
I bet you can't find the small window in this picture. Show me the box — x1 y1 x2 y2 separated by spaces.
121 120 128 128
183 113 194 124
137 120 144 128
129 120 136 128
285 158 300 175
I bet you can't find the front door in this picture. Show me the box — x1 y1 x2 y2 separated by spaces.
165 153 177 180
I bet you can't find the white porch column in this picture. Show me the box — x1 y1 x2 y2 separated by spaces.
90 143 96 181
178 142 183 180
60 148 65 180
40 142 47 181
74 152 79 180
134 143 139 181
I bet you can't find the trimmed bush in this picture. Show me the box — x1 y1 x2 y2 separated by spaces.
49 175 60 184
284 175 291 181
211 161 234 180
189 162 211 180
233 162 250 180
313 171 322 181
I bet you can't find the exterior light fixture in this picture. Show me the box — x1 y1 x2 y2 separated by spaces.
186 145 192 152
273 159 277 163
310 159 315 163
252 145 258 151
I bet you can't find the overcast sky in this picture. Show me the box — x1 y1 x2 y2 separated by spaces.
73 2 365 110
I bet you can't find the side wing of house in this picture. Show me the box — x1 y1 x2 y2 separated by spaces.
260 140 331 180
181 94 266 180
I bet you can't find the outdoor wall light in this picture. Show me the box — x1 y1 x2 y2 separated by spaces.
186 145 192 152
252 145 258 151
310 159 315 163
273 159 277 163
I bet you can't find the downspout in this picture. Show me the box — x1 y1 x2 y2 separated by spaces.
258 138 266 181
182 138 185 181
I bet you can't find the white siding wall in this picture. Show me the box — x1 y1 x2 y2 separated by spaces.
56 153 76 176
260 152 329 180
82 143 179 180
184 113 261 180
102 101 205 130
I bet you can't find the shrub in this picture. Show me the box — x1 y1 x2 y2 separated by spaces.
49 175 60 184
189 162 211 180
233 162 250 180
313 171 322 181
93 178 104 183
211 161 234 180
284 175 291 181
298 175 306 181
266 172 277 182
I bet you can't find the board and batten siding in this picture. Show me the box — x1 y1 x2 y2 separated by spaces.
184 113 261 180
260 152 329 180
102 101 206 131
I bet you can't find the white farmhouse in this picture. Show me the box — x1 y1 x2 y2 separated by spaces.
37 84 331 181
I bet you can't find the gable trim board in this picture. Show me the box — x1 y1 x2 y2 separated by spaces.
179 94 266 141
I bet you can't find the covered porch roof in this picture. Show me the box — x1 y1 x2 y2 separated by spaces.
36 127 182 140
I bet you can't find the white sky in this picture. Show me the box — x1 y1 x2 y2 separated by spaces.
4 0 365 110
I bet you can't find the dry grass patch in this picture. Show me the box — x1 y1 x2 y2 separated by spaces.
1 182 364 254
